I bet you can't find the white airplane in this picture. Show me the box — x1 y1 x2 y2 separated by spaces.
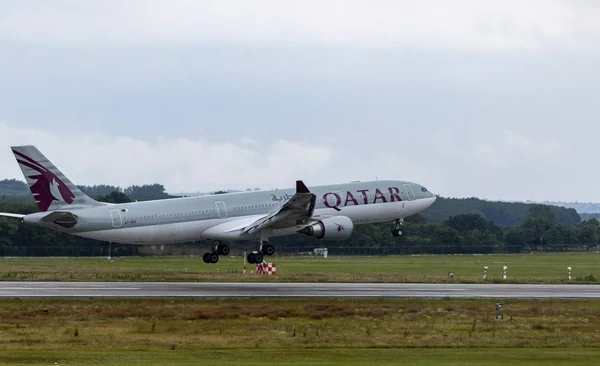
0 146 436 264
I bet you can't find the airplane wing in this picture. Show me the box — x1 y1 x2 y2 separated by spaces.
241 180 316 235
0 212 25 219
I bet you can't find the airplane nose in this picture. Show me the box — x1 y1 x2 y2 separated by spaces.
423 195 436 208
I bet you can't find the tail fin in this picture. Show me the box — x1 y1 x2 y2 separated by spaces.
11 145 105 212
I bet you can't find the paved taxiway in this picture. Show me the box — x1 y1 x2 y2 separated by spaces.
0 282 599 299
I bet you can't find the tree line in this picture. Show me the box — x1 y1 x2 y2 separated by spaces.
263 204 595 256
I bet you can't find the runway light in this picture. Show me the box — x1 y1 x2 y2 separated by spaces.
568 266 572 281
503 266 507 280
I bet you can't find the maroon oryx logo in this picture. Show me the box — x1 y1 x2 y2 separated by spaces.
13 150 75 211
336 224 344 232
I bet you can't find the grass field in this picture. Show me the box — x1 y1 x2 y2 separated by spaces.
4 348 600 365
1 253 600 283
2 298 600 365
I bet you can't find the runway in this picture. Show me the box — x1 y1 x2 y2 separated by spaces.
0 282 599 299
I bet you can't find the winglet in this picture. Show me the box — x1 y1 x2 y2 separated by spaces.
296 180 310 194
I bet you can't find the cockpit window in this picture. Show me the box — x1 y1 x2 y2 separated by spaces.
421 187 428 192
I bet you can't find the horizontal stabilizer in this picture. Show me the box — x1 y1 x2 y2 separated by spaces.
0 212 25 219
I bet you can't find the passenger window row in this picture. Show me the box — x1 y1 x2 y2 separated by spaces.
233 203 278 211
138 202 279 220
140 209 216 219
136 191 402 220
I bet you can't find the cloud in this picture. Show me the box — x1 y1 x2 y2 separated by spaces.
0 122 334 192
240 137 260 147
1 0 599 52
1 121 595 202
473 129 566 165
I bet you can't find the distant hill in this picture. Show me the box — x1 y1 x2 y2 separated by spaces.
537 201 600 214
421 197 581 227
0 179 29 196
581 213 600 221
0 179 173 201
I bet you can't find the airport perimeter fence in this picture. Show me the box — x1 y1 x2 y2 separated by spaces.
0 243 598 257
0 244 136 257
249 245 599 256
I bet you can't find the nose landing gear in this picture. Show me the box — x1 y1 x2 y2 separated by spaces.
392 218 404 237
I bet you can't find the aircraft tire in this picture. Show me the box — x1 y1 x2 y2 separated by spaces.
210 252 219 263
203 252 212 263
392 229 403 237
254 252 264 263
263 245 275 256
247 252 255 264
218 245 230 256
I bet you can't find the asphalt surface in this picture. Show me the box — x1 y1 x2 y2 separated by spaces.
0 282 599 299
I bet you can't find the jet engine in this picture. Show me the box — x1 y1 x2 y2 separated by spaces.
297 216 353 240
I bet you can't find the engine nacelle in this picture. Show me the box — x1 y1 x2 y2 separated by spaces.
297 216 354 240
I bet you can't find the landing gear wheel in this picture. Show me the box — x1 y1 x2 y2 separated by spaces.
217 245 230 256
247 251 264 264
262 244 275 256
213 241 230 256
392 218 404 237
203 252 219 263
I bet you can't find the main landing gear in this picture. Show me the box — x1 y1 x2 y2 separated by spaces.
392 218 404 237
203 241 230 264
246 241 275 264
246 251 263 264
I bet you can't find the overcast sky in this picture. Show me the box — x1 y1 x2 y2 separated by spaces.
1 0 600 202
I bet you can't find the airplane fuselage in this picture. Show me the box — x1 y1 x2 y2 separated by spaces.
24 180 436 245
